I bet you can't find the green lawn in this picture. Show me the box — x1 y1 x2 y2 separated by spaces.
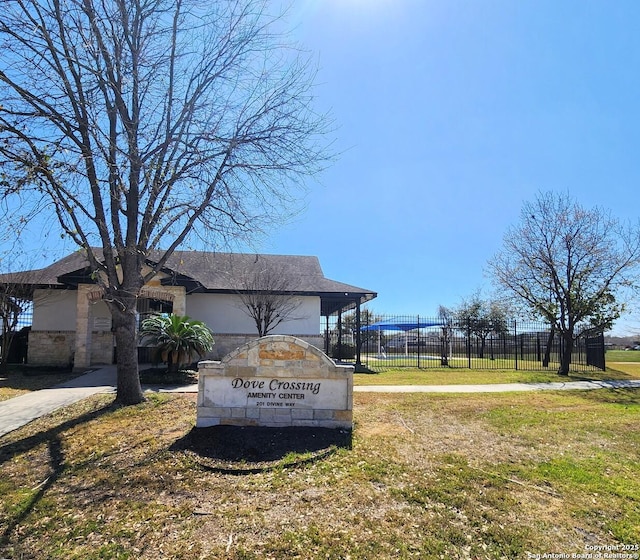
352 348 640 386
361 351 640 372
354 365 640 386
1 389 638 559
606 349 640 362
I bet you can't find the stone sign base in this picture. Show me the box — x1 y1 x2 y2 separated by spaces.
197 335 354 429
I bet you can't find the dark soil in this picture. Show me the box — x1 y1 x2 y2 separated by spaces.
14 365 73 376
172 425 352 473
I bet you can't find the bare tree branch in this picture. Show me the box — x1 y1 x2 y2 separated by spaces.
488 191 640 374
0 0 332 403
232 257 305 337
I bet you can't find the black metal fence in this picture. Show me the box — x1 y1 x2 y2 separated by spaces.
325 313 605 372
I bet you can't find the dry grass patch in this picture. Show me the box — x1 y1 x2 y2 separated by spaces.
0 366 79 401
608 362 640 377
0 389 638 559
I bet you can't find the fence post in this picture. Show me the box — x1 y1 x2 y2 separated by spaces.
337 312 342 361
417 314 421 369
355 303 362 368
513 319 518 371
467 317 472 369
324 315 330 355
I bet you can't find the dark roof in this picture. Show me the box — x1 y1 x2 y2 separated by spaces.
0 251 90 287
0 249 376 313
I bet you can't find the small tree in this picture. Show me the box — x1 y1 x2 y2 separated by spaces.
234 259 304 337
0 267 44 373
0 293 23 372
455 293 509 359
342 308 380 350
139 314 214 374
488 191 640 375
438 305 454 366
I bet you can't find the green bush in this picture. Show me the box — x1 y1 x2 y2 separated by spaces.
139 314 214 374
331 343 356 360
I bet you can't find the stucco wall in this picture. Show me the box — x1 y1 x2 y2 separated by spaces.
28 288 323 367
32 290 320 336
32 289 112 332
186 293 320 336
32 290 77 331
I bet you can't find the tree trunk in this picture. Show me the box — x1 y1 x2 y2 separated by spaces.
557 333 573 376
0 332 9 375
111 305 144 405
167 352 179 375
440 328 449 366
542 328 555 368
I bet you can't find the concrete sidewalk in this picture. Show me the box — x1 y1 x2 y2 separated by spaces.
353 379 640 393
0 366 117 438
152 379 640 394
1 366 639 439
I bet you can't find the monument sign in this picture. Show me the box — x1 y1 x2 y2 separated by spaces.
197 335 354 429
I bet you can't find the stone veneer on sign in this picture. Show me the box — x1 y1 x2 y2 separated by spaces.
197 335 353 429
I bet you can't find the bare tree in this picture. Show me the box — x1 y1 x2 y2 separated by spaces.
234 259 304 337
0 0 331 403
488 191 640 375
0 288 27 373
0 263 51 373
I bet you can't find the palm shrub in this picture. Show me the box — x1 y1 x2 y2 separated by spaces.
139 314 214 374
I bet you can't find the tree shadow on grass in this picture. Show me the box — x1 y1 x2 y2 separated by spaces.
0 365 79 393
171 425 352 474
567 370 637 382
577 387 640 406
0 400 117 467
0 401 118 550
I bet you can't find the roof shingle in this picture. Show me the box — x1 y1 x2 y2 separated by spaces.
0 249 376 304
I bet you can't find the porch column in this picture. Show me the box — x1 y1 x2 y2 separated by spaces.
355 300 362 367
74 284 93 371
164 286 186 316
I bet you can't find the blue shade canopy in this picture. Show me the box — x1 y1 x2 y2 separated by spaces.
361 318 445 332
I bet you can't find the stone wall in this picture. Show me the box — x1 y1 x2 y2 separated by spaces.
27 330 113 367
90 331 114 365
207 333 324 360
197 335 353 429
28 331 75 367
26 328 325 370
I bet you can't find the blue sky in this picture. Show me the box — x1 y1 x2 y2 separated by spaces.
255 0 639 335
5 0 640 335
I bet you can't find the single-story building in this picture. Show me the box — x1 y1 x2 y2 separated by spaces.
0 249 376 369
